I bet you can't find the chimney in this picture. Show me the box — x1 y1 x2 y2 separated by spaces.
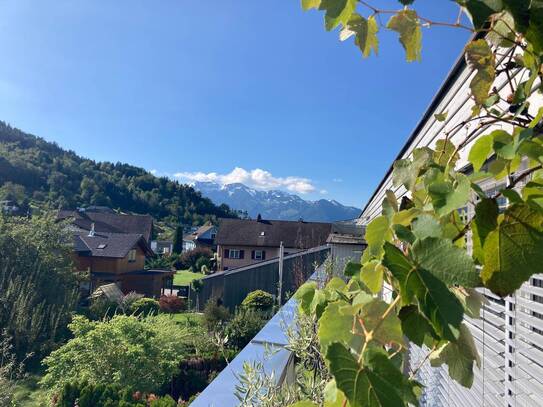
88 223 95 237
256 214 262 222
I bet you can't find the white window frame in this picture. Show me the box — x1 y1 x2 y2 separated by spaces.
254 250 264 260
128 249 137 262
229 249 241 259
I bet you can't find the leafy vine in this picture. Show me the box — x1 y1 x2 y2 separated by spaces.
287 1 543 406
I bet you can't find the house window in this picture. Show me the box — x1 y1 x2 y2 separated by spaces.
128 249 137 262
253 250 265 261
225 249 244 259
211 232 216 239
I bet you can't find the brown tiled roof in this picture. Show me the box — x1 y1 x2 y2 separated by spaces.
74 231 153 258
216 218 331 249
58 209 153 242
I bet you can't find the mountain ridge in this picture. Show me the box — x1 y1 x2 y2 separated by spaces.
194 181 360 222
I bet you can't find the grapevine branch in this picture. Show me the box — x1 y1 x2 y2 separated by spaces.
357 0 474 32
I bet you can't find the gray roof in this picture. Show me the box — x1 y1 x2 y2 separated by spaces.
58 209 153 242
74 231 152 258
216 218 331 249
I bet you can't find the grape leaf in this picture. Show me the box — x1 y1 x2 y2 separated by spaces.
434 111 448 122
295 282 317 315
468 132 494 171
360 261 384 294
465 39 496 105
365 216 391 257
412 214 442 240
344 14 379 57
387 10 422 62
492 130 516 160
319 0 357 31
344 261 362 277
472 198 499 264
398 305 436 346
327 343 408 407
434 138 459 167
382 242 464 340
428 173 471 216
301 0 321 10
481 203 543 296
318 301 358 354
526 1 543 53
456 0 504 29
360 298 404 346
411 237 480 287
430 323 480 388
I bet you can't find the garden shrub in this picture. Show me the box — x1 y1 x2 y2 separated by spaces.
195 256 211 273
118 292 144 314
56 381 178 407
203 298 230 331
41 315 192 394
88 297 118 320
159 295 186 313
130 298 160 315
176 247 213 270
224 309 267 350
241 290 274 312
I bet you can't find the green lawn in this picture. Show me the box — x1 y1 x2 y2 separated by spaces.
168 312 204 324
173 270 204 286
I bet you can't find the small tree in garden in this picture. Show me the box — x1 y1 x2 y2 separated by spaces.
41 315 191 395
284 1 543 407
130 298 160 316
159 295 186 313
177 247 213 271
172 225 184 254
241 290 275 313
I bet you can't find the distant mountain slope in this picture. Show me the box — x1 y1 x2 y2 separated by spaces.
0 121 238 225
194 181 360 222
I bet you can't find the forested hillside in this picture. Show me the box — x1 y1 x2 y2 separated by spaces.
0 121 238 225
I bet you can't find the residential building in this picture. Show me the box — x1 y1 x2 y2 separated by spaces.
357 34 543 406
326 221 366 273
182 224 217 251
73 228 174 297
58 207 153 243
151 240 174 255
216 217 331 270
59 207 174 297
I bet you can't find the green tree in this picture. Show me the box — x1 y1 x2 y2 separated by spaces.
0 214 79 362
172 225 184 254
287 1 543 406
41 315 192 395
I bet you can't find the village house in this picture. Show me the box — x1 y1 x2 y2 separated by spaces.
182 223 217 251
215 216 331 271
59 207 173 297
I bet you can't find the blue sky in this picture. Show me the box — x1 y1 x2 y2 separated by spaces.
0 0 470 207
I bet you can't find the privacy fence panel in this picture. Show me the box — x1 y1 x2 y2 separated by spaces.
190 246 329 310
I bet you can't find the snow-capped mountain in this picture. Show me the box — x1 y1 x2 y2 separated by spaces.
194 182 360 222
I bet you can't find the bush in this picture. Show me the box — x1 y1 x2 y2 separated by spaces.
130 298 160 316
176 247 213 270
56 381 177 407
159 295 186 313
203 298 230 331
118 292 144 314
224 309 267 350
41 315 192 394
195 256 211 273
241 290 274 312
88 297 118 320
